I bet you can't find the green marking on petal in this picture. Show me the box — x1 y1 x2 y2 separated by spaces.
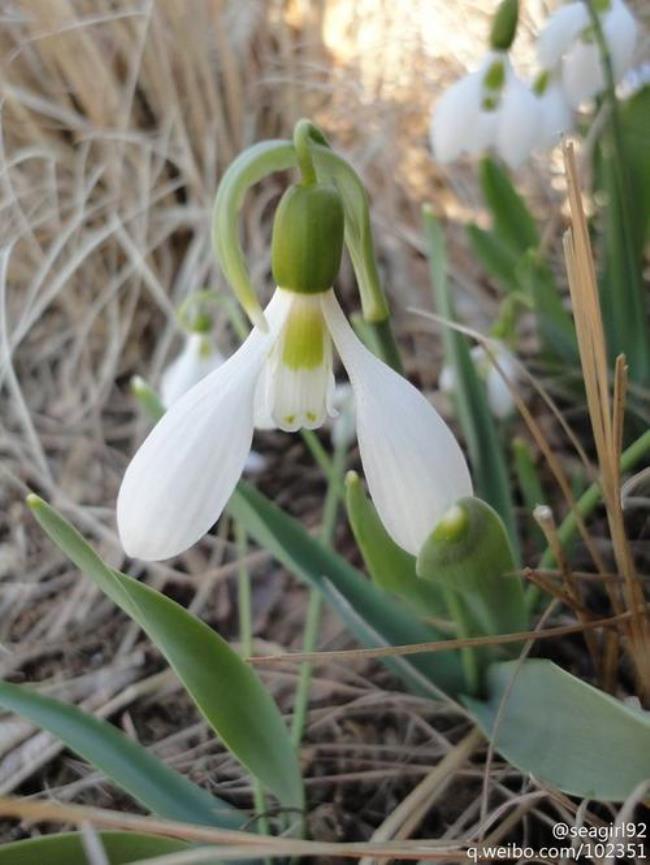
281 300 326 370
483 59 505 93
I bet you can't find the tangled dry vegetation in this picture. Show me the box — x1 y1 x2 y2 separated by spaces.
0 0 648 860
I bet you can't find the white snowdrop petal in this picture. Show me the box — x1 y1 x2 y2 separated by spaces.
430 72 484 163
117 291 291 560
603 0 638 83
321 292 473 555
160 334 225 408
496 78 541 168
563 38 603 107
538 82 574 149
537 2 589 68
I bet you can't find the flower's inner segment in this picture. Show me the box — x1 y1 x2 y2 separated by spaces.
481 58 506 110
256 291 336 433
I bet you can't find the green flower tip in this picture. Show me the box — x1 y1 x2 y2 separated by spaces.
345 470 361 489
433 503 469 543
26 492 44 511
489 0 519 51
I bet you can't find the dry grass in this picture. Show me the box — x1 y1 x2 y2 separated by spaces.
0 0 648 861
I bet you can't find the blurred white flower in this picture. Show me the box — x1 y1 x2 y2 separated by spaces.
160 330 267 477
537 0 638 108
430 53 540 169
329 382 356 449
119 288 472 560
535 73 574 149
439 343 518 420
161 333 224 408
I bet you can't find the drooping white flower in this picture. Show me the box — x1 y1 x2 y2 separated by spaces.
535 74 574 149
439 342 518 420
537 0 638 108
329 383 356 450
160 333 225 408
160 331 267 476
118 288 472 560
430 54 541 169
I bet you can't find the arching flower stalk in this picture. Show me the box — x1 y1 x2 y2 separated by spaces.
118 136 472 562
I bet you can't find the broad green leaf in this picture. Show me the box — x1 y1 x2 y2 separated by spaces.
417 498 527 644
466 659 650 801
424 209 518 556
466 223 519 291
229 482 465 698
344 471 448 619
0 681 242 828
0 832 190 865
478 157 538 253
27 496 304 813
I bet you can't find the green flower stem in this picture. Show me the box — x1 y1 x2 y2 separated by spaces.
290 438 348 749
526 429 650 609
235 521 270 838
293 119 319 187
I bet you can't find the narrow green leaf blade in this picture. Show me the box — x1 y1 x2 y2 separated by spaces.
466 659 650 800
27 496 304 812
424 209 518 555
479 157 538 252
229 482 465 697
466 223 519 291
345 472 448 618
0 832 190 865
0 681 242 828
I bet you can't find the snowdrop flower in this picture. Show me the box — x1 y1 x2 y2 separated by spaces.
440 343 518 420
537 0 638 108
533 70 574 149
160 332 224 408
431 54 541 169
160 329 267 476
329 382 356 450
118 288 472 559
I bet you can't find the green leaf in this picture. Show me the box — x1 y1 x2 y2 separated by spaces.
478 157 538 253
344 471 448 619
417 497 527 644
0 832 191 865
515 251 577 364
424 208 518 556
27 495 304 813
0 681 242 828
229 482 465 698
466 223 519 291
466 659 650 801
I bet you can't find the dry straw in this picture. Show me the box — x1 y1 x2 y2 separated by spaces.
562 140 650 697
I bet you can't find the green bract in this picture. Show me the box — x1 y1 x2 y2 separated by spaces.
271 182 344 294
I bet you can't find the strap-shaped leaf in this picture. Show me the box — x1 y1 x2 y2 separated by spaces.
478 157 538 252
466 659 650 800
345 472 448 619
0 681 242 828
27 495 304 813
229 482 465 698
0 832 190 865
